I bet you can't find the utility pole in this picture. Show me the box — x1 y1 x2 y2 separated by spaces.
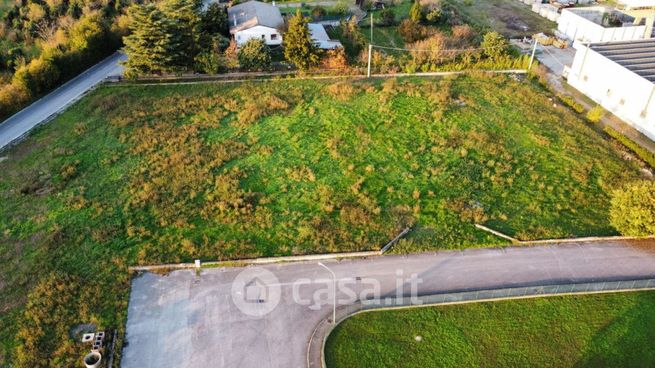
318 262 337 324
528 38 538 71
367 44 372 78
370 12 374 43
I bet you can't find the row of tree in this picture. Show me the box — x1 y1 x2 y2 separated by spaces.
122 3 323 77
0 0 132 120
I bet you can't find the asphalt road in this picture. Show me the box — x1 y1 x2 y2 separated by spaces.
122 239 655 368
0 52 125 150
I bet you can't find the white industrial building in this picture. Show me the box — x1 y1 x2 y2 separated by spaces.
567 38 655 141
228 1 284 46
557 7 649 43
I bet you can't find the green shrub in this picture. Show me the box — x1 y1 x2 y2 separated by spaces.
586 105 605 123
379 8 396 26
311 5 327 19
194 50 225 74
333 0 349 15
610 181 655 236
604 126 655 169
409 0 423 22
238 39 272 71
481 31 509 60
0 82 31 117
12 57 61 95
556 93 585 114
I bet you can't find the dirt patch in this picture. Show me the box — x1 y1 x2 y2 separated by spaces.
501 15 529 32
19 171 52 196
448 0 555 38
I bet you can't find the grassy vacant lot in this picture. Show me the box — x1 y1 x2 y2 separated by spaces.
0 75 644 364
445 0 556 38
325 291 655 367
0 0 10 16
358 0 412 49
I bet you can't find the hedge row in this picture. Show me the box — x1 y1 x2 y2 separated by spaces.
605 126 655 169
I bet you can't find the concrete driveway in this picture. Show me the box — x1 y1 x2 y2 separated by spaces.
0 52 125 150
122 239 655 368
536 44 576 76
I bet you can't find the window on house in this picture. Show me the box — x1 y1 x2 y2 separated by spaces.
262 35 265 40
583 75 588 82
619 98 625 105
271 34 277 40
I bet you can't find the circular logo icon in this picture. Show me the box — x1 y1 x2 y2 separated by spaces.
231 267 281 317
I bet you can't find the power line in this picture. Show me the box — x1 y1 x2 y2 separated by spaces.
370 44 512 53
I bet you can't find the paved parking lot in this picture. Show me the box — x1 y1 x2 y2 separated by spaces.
122 239 655 368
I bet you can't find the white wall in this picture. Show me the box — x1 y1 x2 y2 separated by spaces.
235 25 283 46
568 42 655 141
558 8 648 43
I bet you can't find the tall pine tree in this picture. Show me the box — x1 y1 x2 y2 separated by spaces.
159 0 200 69
122 4 177 77
283 10 320 71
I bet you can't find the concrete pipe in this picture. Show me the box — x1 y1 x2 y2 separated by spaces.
83 352 102 368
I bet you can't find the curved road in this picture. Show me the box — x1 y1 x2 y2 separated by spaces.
123 239 655 368
0 52 125 151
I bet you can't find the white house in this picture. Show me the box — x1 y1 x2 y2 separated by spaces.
228 1 284 46
308 23 343 49
567 38 655 141
557 7 649 43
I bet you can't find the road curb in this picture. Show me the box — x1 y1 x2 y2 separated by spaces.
129 228 411 272
474 223 655 245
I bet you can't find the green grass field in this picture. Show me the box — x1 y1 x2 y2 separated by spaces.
0 0 11 16
325 291 655 367
0 75 645 364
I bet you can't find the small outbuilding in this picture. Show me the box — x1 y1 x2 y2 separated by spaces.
308 23 343 49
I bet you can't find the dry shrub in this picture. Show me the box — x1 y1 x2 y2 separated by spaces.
60 160 79 181
237 95 288 126
287 166 316 182
14 273 85 367
321 48 349 70
340 205 371 227
126 120 249 234
231 83 298 126
451 24 476 45
446 199 488 223
325 82 359 101
410 32 456 66
381 78 398 94
398 19 428 43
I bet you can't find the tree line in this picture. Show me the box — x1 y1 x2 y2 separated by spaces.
122 2 329 77
0 0 132 120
